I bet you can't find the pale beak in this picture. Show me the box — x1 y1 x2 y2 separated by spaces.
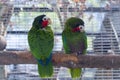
48 18 52 25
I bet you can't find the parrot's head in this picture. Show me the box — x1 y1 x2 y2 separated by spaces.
65 17 85 32
33 15 51 29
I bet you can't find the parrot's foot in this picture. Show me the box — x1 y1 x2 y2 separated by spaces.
76 51 83 56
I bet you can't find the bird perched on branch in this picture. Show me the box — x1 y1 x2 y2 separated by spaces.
62 17 87 79
28 15 54 78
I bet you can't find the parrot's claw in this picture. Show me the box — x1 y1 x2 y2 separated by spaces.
69 61 77 67
76 51 82 56
70 61 74 65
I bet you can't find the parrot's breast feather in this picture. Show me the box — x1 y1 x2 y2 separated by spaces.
62 30 87 54
28 26 54 59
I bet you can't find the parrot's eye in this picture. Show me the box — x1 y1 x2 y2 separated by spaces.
42 16 49 21
79 25 84 29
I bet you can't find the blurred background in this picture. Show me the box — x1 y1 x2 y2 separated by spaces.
0 0 120 80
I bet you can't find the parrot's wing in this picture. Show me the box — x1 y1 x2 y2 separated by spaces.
81 32 88 54
62 30 70 54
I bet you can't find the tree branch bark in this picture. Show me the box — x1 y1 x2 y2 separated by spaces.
0 51 120 68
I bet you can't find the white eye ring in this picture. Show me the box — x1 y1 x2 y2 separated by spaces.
79 25 84 29
42 16 49 21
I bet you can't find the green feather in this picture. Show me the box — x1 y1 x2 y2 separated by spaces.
28 26 54 59
38 62 53 77
28 15 54 78
62 17 87 78
70 68 82 78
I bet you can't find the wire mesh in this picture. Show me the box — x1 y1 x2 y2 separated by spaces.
0 0 120 80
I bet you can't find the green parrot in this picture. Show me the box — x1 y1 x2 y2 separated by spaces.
28 15 54 78
62 17 87 78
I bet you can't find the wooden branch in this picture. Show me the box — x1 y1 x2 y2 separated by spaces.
0 51 120 68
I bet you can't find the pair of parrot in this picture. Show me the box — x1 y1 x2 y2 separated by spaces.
28 15 87 79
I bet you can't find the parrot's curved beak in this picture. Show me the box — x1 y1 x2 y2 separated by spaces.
48 18 52 25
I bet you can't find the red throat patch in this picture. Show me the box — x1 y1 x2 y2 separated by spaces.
42 20 48 28
72 27 80 32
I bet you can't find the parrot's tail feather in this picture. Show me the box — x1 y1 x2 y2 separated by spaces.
38 61 53 78
37 53 52 66
70 68 82 78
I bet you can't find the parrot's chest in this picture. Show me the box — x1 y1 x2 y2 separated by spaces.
36 32 53 43
28 29 54 57
67 33 82 43
29 29 53 46
67 33 85 53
